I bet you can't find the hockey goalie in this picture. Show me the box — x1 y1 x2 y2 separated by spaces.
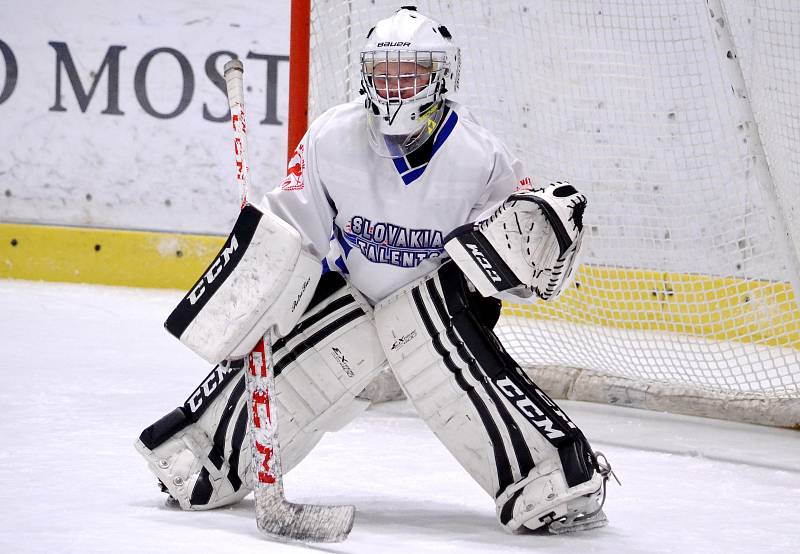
136 6 614 535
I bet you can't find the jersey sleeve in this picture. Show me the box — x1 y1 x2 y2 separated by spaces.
259 122 337 262
466 137 530 223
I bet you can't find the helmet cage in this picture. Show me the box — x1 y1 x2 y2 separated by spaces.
360 50 450 113
360 50 453 157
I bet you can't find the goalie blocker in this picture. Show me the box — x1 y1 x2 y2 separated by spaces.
164 204 321 364
444 182 587 300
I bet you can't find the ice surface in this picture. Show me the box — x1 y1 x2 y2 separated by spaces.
0 280 798 553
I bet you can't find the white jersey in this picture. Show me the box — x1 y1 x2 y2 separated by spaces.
261 100 531 305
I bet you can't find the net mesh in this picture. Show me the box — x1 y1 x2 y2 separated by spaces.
306 0 800 401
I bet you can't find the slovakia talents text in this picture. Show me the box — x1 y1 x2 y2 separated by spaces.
343 215 444 268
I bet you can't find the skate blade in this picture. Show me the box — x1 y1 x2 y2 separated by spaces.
547 509 608 534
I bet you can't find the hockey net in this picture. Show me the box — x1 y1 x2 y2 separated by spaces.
296 0 800 427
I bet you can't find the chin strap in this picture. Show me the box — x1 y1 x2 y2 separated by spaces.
385 99 404 126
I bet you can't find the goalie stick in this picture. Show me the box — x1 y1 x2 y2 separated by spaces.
223 58 355 542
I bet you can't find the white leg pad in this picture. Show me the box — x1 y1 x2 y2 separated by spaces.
374 262 606 532
137 275 386 510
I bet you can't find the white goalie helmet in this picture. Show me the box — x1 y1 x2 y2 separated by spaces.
360 6 461 158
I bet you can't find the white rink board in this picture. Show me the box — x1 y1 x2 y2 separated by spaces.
0 0 290 234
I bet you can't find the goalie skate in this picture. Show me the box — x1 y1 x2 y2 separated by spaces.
542 487 608 535
526 452 617 535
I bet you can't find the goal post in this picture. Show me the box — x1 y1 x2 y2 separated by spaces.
287 0 311 165
288 0 800 428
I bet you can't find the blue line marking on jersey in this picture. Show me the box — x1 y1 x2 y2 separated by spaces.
401 166 426 185
392 156 409 174
335 224 355 258
390 109 460 186
431 110 459 157
334 256 349 274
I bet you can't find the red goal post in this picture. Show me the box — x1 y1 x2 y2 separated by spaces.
287 0 311 165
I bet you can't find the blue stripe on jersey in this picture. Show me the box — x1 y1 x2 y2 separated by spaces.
322 256 349 275
401 166 427 185
431 110 459 157
334 225 354 258
392 156 409 174
334 256 349 274
391 109 459 186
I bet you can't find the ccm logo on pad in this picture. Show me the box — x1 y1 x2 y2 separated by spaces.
465 243 502 283
495 376 567 442
185 363 238 413
188 235 240 305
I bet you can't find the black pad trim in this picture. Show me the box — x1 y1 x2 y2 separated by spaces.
139 362 244 452
165 203 263 339
558 436 595 488
438 262 596 488
500 487 525 526
227 406 249 492
189 467 213 506
425 276 536 489
208 375 246 471
182 362 242 420
411 286 515 493
273 307 366 376
307 271 347 311
445 223 522 292
138 408 189 451
273 295 356 354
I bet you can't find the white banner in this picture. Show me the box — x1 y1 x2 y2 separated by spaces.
0 0 291 234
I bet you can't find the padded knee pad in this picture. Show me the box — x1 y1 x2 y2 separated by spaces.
136 272 386 510
374 261 602 530
270 273 387 469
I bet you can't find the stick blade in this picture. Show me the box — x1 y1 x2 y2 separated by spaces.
255 496 355 543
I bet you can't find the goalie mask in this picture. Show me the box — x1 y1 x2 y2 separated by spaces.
360 7 461 158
